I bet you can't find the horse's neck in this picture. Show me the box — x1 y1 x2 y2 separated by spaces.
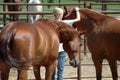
80 9 106 21
40 19 74 43
51 21 73 43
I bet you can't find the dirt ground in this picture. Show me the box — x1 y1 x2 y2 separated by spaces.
8 52 120 80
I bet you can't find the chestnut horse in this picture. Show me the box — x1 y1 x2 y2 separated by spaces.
4 0 22 21
64 8 120 80
0 19 81 80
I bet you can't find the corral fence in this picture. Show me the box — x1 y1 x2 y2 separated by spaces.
0 3 86 26
0 1 120 80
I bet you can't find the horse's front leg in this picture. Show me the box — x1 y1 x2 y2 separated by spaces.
108 59 118 80
13 14 19 21
33 66 41 80
92 54 103 80
9 14 12 21
45 62 57 80
35 15 40 21
28 15 34 23
17 68 28 80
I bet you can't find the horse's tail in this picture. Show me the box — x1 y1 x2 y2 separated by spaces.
0 29 25 68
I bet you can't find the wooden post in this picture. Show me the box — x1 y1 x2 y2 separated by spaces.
27 0 29 22
102 1 107 11
3 4 6 26
59 0 61 7
77 47 81 80
78 0 80 7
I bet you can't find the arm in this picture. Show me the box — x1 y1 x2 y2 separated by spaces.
62 7 80 24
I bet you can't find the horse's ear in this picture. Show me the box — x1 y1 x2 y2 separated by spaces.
62 6 68 20
64 6 68 14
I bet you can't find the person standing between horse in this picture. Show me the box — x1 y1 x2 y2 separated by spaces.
51 7 80 80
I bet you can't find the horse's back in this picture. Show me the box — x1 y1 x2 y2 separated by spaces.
34 19 59 46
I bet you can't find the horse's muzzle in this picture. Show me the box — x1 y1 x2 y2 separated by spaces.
69 59 79 68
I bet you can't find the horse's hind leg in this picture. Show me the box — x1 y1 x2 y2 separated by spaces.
13 15 19 21
0 61 10 80
1 67 10 80
17 69 28 80
92 55 103 80
108 59 118 80
45 62 57 80
33 66 41 80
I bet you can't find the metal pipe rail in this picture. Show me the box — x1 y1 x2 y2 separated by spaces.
0 3 86 26
90 3 120 5
1 10 120 15
0 11 53 15
0 3 84 6
100 11 120 14
89 2 120 11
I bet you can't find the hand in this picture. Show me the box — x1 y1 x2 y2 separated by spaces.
75 7 79 11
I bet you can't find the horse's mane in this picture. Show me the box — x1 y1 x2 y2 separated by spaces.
80 8 113 21
37 19 78 42
37 18 76 32
52 20 79 42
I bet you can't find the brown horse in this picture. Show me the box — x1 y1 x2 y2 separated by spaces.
64 8 120 80
0 19 81 80
4 0 22 21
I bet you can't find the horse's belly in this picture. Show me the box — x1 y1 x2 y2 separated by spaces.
106 49 120 60
32 53 58 66
33 35 59 66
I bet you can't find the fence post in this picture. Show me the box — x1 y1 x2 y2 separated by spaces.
3 3 6 26
102 1 107 11
77 46 81 80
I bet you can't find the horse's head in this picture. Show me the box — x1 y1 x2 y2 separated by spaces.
45 19 82 67
63 8 95 35
53 21 81 67
63 35 81 67
62 7 77 20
